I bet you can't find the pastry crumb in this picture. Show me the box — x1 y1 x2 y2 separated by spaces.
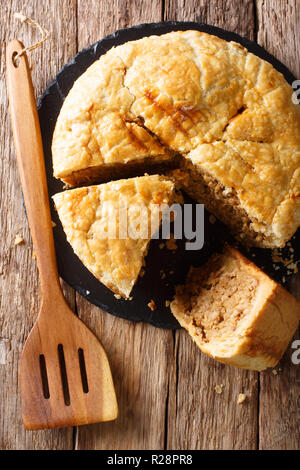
214 384 224 394
86 290 90 295
114 294 121 299
272 369 278 375
159 242 165 249
51 220 56 228
271 248 298 274
128 296 133 301
148 299 156 311
287 262 298 274
32 252 36 259
165 300 171 307
14 235 24 245
237 393 247 404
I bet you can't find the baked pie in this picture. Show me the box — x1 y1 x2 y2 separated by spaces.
52 175 176 298
52 30 300 248
51 30 300 371
171 244 300 371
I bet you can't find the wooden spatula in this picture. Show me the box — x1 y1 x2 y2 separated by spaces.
6 40 118 430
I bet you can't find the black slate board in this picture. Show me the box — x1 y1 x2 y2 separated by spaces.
38 21 300 329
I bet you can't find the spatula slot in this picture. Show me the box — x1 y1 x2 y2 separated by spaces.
39 354 50 399
57 344 70 406
78 348 89 393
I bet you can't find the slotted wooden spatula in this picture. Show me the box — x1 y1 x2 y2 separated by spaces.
6 40 118 430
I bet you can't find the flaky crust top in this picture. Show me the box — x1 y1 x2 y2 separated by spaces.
52 175 175 298
52 30 300 245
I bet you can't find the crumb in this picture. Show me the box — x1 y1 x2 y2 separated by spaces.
32 252 36 259
166 236 177 251
165 300 171 307
209 214 216 224
160 271 166 279
14 235 24 245
128 296 133 301
114 294 121 300
287 262 298 274
51 221 56 228
271 248 297 269
214 384 224 394
237 393 247 404
86 290 90 295
148 299 156 311
159 242 165 249
272 369 278 375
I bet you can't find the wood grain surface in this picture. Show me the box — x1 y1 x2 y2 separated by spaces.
0 0 299 450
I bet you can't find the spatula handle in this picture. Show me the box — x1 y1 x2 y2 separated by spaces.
6 40 62 302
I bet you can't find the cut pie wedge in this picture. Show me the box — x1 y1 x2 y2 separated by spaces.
171 244 300 371
52 175 176 298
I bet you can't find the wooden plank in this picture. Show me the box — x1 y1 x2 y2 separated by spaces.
74 315 172 450
164 0 259 450
164 0 255 40
2 0 297 451
256 0 300 77
0 0 76 449
75 0 174 450
167 334 259 450
256 0 300 450
77 0 163 49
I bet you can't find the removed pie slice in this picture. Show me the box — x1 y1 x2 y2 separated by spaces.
52 175 176 298
171 244 299 371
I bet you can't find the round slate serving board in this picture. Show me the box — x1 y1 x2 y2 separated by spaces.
38 21 300 329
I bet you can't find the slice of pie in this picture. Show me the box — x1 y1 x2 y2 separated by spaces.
171 244 299 371
52 30 300 248
52 175 176 298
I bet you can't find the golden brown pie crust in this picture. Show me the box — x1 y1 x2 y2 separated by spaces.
52 175 176 298
171 245 300 371
52 31 300 248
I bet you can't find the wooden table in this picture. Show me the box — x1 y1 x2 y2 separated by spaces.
0 0 299 450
